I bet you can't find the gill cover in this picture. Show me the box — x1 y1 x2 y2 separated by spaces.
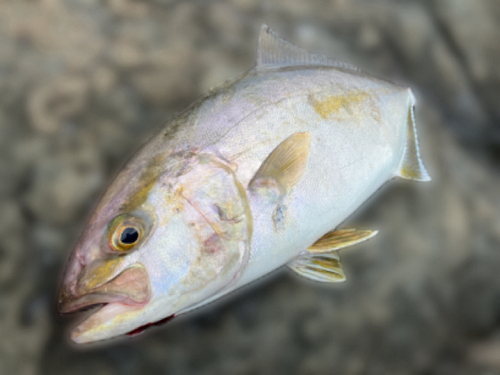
161 152 253 298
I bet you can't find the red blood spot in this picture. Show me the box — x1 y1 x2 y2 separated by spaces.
126 314 175 337
202 234 220 255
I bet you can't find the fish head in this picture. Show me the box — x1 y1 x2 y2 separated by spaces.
59 150 251 343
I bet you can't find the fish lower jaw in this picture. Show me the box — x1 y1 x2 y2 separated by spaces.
71 301 146 344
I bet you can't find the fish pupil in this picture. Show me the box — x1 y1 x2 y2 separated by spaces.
120 227 139 244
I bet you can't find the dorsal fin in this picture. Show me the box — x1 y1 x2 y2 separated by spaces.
257 24 360 71
397 100 431 181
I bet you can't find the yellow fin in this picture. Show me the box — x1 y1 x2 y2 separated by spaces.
248 132 311 194
288 252 345 283
397 104 431 181
308 229 378 253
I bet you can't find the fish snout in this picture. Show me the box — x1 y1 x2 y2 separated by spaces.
58 262 151 314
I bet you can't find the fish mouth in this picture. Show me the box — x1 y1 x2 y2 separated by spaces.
58 291 145 314
58 265 151 343
59 264 151 313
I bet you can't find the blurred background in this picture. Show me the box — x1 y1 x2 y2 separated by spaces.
1 0 500 374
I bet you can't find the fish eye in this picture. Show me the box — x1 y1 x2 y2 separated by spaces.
120 227 139 245
108 215 145 252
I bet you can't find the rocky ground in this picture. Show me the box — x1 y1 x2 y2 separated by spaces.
1 0 500 374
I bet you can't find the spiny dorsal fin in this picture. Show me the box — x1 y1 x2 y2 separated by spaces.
257 24 360 71
397 102 431 181
248 132 311 194
288 252 346 283
308 229 378 253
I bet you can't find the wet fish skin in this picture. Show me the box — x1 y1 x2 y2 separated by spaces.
58 25 430 344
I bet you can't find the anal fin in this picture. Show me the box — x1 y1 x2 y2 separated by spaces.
288 252 345 283
308 229 378 253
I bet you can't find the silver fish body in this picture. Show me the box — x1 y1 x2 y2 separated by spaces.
59 25 430 343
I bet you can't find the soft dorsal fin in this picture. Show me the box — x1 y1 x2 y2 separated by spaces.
248 132 311 194
397 102 431 181
307 229 378 253
257 24 360 71
288 252 346 283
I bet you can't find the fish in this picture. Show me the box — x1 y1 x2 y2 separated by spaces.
58 25 431 344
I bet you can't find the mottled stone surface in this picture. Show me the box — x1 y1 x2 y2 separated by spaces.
0 0 499 374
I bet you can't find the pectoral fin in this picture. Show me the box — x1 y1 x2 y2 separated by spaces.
248 131 311 195
307 229 378 253
288 252 346 282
